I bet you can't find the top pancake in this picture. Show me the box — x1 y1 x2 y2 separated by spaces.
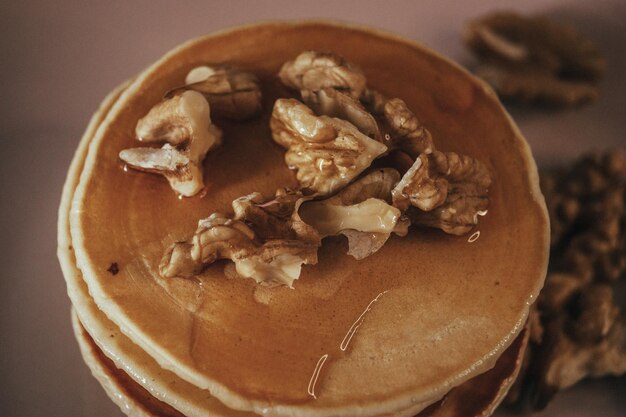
69 21 549 417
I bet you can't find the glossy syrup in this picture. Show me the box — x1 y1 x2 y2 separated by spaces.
74 20 551 414
467 210 488 243
306 290 390 399
94 51 524 408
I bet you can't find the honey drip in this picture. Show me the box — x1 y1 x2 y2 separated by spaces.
468 230 481 243
307 354 329 399
307 291 389 399
340 291 389 351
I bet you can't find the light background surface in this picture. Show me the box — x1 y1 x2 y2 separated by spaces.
1 1 624 416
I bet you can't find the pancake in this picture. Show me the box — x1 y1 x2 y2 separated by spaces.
72 310 183 417
72 309 528 417
66 21 549 417
58 82 254 417
59 87 528 417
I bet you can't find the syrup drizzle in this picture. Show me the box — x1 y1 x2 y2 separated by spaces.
468 210 488 243
307 290 389 399
472 209 489 224
307 354 329 399
467 230 480 243
340 290 389 351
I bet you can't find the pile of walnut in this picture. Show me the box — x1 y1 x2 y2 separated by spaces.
506 149 626 410
125 51 491 287
464 11 606 107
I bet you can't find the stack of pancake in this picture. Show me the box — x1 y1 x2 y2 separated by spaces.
57 21 549 417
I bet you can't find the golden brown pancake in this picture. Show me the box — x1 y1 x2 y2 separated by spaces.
58 82 254 417
72 310 184 417
66 21 548 417
59 85 528 417
72 309 528 417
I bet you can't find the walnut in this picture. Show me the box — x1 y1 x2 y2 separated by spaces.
160 190 320 288
360 88 388 116
392 151 491 235
567 284 619 344
299 169 409 259
535 313 626 408
464 11 606 106
305 88 382 141
232 188 318 241
170 65 262 120
270 98 387 196
119 91 222 197
160 214 254 278
474 63 600 107
383 98 434 158
279 51 367 101
525 274 626 409
278 50 388 114
543 149 626 281
278 52 384 142
506 150 626 410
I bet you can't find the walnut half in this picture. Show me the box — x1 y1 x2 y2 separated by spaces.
464 11 606 106
299 169 409 259
393 151 492 235
182 64 262 120
270 98 387 196
160 189 320 288
278 51 384 141
119 91 222 197
383 98 434 158
278 51 367 101
306 88 382 141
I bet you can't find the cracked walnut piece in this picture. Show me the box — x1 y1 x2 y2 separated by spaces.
231 188 318 241
306 88 382 141
464 11 606 106
270 98 387 196
542 149 626 282
279 51 367 101
279 50 387 117
181 65 263 120
393 151 491 235
160 189 320 288
527 274 626 409
474 64 600 107
299 169 409 260
279 52 384 143
119 91 222 197
383 98 434 158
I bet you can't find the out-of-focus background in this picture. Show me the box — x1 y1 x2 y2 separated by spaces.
0 1 624 416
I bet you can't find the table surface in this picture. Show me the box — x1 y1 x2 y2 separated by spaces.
1 1 624 416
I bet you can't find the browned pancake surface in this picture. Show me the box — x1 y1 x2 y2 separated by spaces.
73 312 528 417
70 21 548 416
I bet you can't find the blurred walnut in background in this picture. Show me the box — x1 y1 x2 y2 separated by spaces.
507 149 626 410
464 11 606 107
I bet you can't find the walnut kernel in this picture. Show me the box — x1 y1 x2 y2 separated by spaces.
119 91 222 197
182 64 262 120
464 11 606 106
393 151 491 235
270 98 387 196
